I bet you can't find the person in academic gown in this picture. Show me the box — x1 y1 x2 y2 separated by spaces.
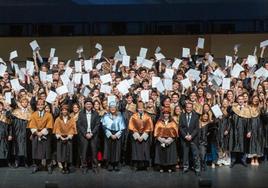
0 102 12 166
70 103 80 167
228 95 251 168
77 99 100 174
28 99 54 174
262 98 268 162
101 101 126 171
199 113 209 171
247 96 264 166
216 99 231 166
154 107 178 173
180 102 201 176
53 104 77 174
7 97 32 168
128 101 154 170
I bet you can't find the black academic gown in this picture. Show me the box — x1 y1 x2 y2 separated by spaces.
7 111 30 158
228 106 250 153
0 120 10 159
218 114 231 152
248 109 264 157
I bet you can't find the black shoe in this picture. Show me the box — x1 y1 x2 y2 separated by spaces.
32 166 38 174
241 161 248 167
14 161 19 168
183 169 188 174
230 162 235 168
82 168 87 174
8 163 13 168
114 165 120 171
93 168 99 174
195 171 201 176
107 164 113 171
48 166 52 174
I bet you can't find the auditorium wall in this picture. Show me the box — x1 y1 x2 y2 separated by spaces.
0 33 268 62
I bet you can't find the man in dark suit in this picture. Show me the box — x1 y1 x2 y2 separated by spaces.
179 102 201 176
77 98 100 174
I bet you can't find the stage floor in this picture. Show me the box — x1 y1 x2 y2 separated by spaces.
0 164 267 188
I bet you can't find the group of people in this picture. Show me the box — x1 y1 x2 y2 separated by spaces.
0 41 268 177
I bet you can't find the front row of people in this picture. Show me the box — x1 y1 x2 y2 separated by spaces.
0 95 262 176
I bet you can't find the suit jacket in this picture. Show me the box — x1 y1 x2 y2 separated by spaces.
179 111 200 143
77 109 100 137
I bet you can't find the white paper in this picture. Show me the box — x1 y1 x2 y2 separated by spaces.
155 46 161 53
26 60 34 76
29 40 40 51
231 63 244 78
213 68 225 78
46 91 58 104
164 79 173 91
49 48 56 58
185 69 201 82
127 78 134 86
4 92 11 104
164 68 174 79
222 78 231 90
136 56 144 65
225 56 233 67
100 84 112 94
116 82 129 95
82 73 90 85
211 104 223 118
182 48 190 58
60 73 70 85
94 50 103 60
84 60 93 72
139 47 147 59
172 58 182 69
67 82 74 95
114 51 123 61
56 85 69 95
247 55 257 67
9 50 18 60
253 78 260 90
100 74 112 84
255 67 268 78
96 62 103 70
142 59 153 69
156 80 165 93
208 55 214 64
51 57 58 65
73 73 82 84
122 55 130 67
108 95 116 105
0 64 7 76
119 46 127 55
46 74 53 83
64 67 73 77
74 61 82 73
39 71 47 82
197 38 205 49
181 78 192 89
141 90 149 103
152 77 161 88
95 43 102 51
10 79 22 91
83 87 90 97
260 40 268 48
155 53 165 61
18 69 25 81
